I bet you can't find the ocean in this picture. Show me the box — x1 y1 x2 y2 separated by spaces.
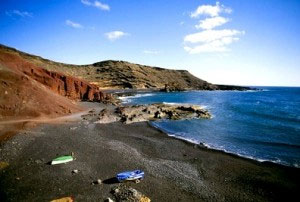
120 87 300 168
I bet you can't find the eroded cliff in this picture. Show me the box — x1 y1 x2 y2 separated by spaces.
0 46 111 120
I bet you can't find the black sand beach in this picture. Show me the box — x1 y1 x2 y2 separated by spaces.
0 102 299 201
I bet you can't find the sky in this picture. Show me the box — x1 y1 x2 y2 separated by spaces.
0 0 299 86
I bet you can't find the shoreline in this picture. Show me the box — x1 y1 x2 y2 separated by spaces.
103 87 261 96
147 121 300 170
115 90 298 169
1 102 299 201
1 96 298 169
149 122 299 169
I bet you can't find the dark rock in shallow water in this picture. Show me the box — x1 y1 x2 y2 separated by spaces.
95 103 211 124
215 84 258 91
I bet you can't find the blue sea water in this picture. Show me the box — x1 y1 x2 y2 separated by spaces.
120 87 300 167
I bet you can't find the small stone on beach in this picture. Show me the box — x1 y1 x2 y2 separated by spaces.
105 198 114 202
35 159 43 164
0 162 9 170
92 179 102 185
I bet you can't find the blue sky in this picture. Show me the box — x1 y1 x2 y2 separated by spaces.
0 0 299 86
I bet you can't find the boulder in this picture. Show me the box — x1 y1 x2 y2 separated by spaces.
111 185 150 202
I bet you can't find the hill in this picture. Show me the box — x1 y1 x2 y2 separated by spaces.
0 44 250 91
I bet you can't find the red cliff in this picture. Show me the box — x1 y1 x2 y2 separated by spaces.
0 47 111 120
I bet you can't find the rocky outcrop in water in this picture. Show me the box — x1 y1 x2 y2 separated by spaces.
95 103 211 124
215 84 254 91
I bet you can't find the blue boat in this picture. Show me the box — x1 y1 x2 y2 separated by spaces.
116 170 145 183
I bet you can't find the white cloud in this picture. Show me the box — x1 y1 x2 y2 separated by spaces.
81 0 110 11
195 16 229 30
184 29 244 44
94 1 110 10
184 36 239 54
6 10 32 17
66 20 83 29
184 29 244 54
143 50 160 55
184 2 243 54
81 0 92 6
190 2 231 18
105 31 129 41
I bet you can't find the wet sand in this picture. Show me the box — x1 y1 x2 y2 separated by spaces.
0 102 299 201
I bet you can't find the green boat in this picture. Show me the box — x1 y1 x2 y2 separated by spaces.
51 155 73 165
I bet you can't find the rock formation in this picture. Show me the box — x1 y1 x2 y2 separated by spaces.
215 84 253 91
161 82 186 92
111 185 151 202
0 49 111 102
95 103 211 124
0 45 112 120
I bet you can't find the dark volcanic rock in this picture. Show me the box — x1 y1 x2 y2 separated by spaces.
95 103 211 124
161 82 185 92
215 84 256 91
111 185 151 202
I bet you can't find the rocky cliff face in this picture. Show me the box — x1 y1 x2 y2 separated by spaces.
22 66 111 102
0 49 111 102
0 45 111 120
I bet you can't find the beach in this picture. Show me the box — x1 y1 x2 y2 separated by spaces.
0 102 299 201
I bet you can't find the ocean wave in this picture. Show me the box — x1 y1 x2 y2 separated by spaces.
119 93 155 103
118 96 132 104
151 123 299 168
119 93 154 100
202 144 297 167
200 141 297 167
247 139 300 149
293 163 300 168
167 133 200 145
131 93 155 98
162 102 180 105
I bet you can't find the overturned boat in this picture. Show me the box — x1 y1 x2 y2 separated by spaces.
117 170 145 183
